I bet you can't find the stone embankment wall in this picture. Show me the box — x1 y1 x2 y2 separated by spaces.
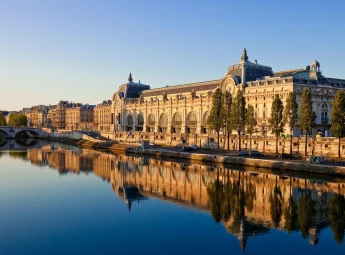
42 128 100 143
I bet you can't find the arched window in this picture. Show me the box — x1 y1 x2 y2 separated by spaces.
202 111 210 126
322 103 327 109
137 114 144 126
127 115 133 126
186 112 197 126
147 114 155 126
172 112 182 126
159 113 168 128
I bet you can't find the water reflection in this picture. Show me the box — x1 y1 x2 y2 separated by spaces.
1 141 345 251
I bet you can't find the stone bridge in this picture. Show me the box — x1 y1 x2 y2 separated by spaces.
0 126 47 139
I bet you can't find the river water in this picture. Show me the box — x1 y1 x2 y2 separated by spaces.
0 139 345 254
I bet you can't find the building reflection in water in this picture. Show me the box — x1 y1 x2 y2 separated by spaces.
6 143 345 251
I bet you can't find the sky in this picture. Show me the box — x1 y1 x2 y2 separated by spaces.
1 0 345 111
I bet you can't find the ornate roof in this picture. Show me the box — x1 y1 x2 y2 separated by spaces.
115 74 150 99
141 80 220 97
274 69 303 77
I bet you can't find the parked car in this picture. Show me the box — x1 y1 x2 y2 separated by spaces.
279 153 295 159
249 150 264 157
190 145 198 150
181 146 196 152
238 151 249 156
149 142 155 146
117 139 123 142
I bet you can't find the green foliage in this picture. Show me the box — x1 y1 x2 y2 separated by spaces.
223 90 233 135
208 88 224 133
330 90 345 139
231 90 246 150
0 112 6 126
269 95 284 153
245 105 257 136
269 95 284 137
329 194 345 243
299 89 316 134
8 113 28 127
232 90 246 133
208 88 224 148
283 92 298 132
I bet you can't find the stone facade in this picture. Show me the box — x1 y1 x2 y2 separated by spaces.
65 104 95 130
94 100 112 131
108 49 345 145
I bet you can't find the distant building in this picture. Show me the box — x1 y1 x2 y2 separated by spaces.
51 101 74 129
94 100 112 131
65 104 95 130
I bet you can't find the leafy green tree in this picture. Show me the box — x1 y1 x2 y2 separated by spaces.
329 194 345 243
231 90 246 151
223 90 233 150
283 92 298 155
208 88 224 149
8 113 28 127
0 112 6 126
245 105 257 152
269 95 284 154
299 89 316 155
330 90 345 158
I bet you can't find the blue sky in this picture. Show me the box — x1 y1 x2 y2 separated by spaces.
1 0 345 110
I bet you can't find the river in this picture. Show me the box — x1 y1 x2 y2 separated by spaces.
0 139 345 254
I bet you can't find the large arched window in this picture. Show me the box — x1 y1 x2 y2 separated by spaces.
147 113 155 126
202 111 210 126
127 115 133 126
137 114 144 126
186 112 197 126
172 112 182 126
159 113 168 128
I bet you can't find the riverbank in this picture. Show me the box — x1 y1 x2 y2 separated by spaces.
44 137 345 177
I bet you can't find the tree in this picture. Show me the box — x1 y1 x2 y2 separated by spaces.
231 90 246 151
283 92 298 155
208 88 224 149
8 113 28 127
245 105 257 152
0 112 6 126
330 90 345 158
269 95 284 154
223 91 233 150
299 89 316 156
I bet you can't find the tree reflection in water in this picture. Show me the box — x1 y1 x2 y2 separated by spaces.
298 192 316 239
269 177 283 228
329 194 345 243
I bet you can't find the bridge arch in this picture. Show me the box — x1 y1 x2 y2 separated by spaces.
14 129 40 139
0 129 8 137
